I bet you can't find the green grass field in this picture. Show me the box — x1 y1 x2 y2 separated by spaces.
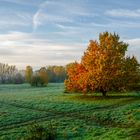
0 83 140 140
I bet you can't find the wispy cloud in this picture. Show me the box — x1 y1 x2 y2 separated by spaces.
0 17 30 29
106 9 140 18
0 31 85 69
33 9 73 30
0 9 32 30
32 0 94 30
33 9 42 30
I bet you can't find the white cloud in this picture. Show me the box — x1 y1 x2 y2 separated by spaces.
33 9 43 30
106 9 140 18
125 38 140 46
0 32 31 41
125 38 140 62
0 31 85 69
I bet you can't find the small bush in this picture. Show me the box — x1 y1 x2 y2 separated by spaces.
23 123 56 140
31 75 42 87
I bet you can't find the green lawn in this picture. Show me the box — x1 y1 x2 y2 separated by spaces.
0 83 140 140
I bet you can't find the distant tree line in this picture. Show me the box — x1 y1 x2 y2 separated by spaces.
0 63 67 86
25 66 48 87
46 66 66 83
25 65 66 87
0 63 25 84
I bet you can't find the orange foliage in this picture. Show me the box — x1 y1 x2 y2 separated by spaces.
65 32 140 95
65 62 88 93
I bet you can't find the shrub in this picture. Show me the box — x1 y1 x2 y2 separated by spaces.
23 123 56 140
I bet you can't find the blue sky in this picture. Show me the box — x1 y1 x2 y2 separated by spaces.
0 0 140 69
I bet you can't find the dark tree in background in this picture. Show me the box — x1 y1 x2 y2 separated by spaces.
46 66 66 83
0 63 25 84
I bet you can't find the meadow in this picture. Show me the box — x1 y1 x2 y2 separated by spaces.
0 83 140 140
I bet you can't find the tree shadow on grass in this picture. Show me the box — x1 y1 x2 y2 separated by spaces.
68 93 140 101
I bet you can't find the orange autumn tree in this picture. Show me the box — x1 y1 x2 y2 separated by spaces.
65 32 140 96
65 62 88 92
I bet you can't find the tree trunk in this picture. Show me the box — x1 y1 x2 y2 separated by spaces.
100 89 107 96
102 91 107 96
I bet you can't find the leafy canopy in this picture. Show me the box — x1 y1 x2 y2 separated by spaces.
65 32 140 95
